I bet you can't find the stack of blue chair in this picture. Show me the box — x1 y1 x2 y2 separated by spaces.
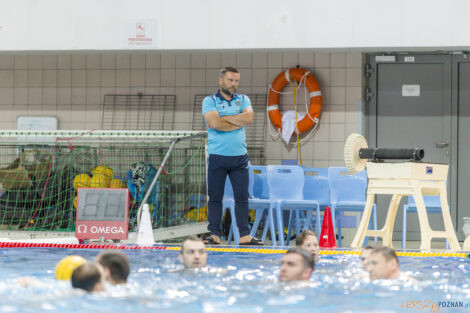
226 166 275 245
247 166 275 245
328 167 377 247
302 167 330 236
223 165 378 247
222 176 240 245
266 165 321 246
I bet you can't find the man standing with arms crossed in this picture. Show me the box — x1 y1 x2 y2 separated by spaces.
202 67 263 246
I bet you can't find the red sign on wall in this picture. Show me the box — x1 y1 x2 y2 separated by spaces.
75 188 129 240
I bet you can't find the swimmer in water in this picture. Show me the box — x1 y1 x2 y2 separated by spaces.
367 247 413 281
71 262 106 292
295 230 320 262
279 248 315 282
96 250 130 285
179 235 207 269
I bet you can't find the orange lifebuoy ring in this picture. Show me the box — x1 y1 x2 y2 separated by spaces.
268 68 322 134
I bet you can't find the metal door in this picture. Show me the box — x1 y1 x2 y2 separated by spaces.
455 55 470 239
366 54 454 241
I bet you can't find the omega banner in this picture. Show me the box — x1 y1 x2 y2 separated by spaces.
75 188 129 240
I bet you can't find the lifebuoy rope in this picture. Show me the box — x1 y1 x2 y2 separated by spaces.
288 76 302 164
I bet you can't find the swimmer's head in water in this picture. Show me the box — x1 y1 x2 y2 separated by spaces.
55 255 86 280
71 262 105 292
367 247 400 280
296 230 319 258
179 235 207 269
96 250 130 284
279 248 315 282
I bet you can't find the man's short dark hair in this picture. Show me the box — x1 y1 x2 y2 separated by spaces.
96 250 130 284
371 247 399 264
71 263 102 292
220 67 239 77
295 230 317 246
181 235 204 254
285 247 315 271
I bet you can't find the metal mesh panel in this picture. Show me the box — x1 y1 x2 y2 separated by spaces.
191 95 208 132
101 94 176 130
246 147 266 166
193 93 267 165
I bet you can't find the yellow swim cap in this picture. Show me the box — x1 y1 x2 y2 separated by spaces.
55 255 86 280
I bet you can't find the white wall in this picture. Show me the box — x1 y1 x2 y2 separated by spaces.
1 0 469 51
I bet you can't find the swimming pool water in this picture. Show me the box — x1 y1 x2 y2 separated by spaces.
0 248 469 313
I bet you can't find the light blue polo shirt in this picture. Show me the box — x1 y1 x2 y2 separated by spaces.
202 91 252 156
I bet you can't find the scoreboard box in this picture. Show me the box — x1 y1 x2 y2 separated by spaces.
75 188 129 240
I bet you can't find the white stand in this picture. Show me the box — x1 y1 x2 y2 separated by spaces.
463 236 470 250
351 162 460 251
136 204 155 246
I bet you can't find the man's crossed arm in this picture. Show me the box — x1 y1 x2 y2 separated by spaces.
204 108 253 131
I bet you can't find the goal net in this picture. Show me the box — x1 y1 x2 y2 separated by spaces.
0 130 207 233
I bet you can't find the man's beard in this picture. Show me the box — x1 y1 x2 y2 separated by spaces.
221 87 235 96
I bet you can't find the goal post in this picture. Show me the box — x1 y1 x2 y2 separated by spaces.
0 130 208 235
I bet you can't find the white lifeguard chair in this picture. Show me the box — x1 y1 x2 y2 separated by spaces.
344 134 460 251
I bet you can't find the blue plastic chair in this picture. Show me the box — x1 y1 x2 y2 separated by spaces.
402 195 449 249
227 166 275 245
250 166 270 200
328 167 377 247
302 167 330 236
247 166 276 245
284 168 328 239
267 165 320 246
222 177 241 245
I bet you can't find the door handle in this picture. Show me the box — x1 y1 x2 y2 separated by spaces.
435 141 449 148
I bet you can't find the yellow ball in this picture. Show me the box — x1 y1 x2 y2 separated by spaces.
73 195 77 209
249 209 256 221
91 165 114 180
184 206 207 222
55 255 86 280
73 174 91 191
90 174 108 188
110 178 127 188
